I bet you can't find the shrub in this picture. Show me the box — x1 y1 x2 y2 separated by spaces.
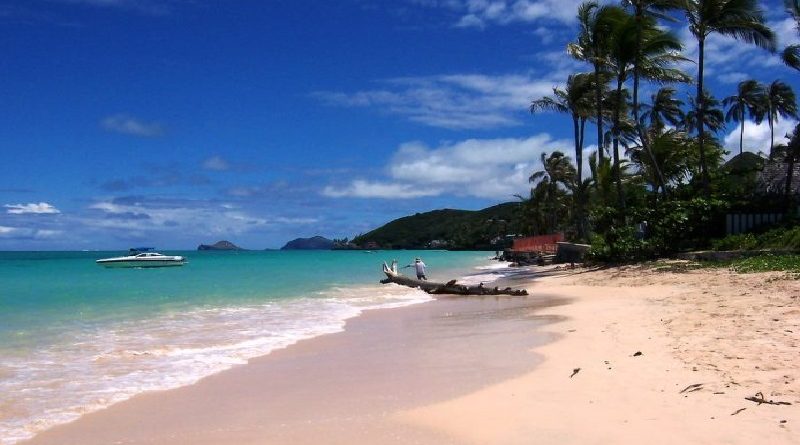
712 225 800 251
711 233 758 251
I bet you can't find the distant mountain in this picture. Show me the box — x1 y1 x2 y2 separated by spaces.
280 236 334 250
352 202 520 250
197 240 245 251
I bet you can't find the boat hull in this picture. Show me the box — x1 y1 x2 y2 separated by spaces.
96 259 186 268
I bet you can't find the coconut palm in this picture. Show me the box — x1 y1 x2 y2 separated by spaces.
682 0 776 192
529 151 577 233
531 74 595 238
628 129 694 192
621 0 685 195
530 74 594 191
765 80 799 156
640 87 685 131
685 89 725 134
569 2 628 164
723 79 767 155
606 12 687 208
784 0 800 72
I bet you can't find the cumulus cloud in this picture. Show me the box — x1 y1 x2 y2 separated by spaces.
323 134 573 200
0 226 62 239
723 118 798 157
678 16 798 82
202 155 230 171
4 202 61 214
315 72 564 130
101 114 165 137
323 180 443 199
414 0 584 28
86 196 316 236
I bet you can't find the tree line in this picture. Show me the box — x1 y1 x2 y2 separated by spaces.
521 0 800 260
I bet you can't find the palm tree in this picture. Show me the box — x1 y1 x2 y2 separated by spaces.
723 79 767 155
531 75 594 238
530 74 594 192
784 0 800 72
569 2 628 164
682 0 776 192
606 12 686 208
766 80 799 156
640 87 685 132
685 89 725 135
629 129 693 192
621 0 684 195
529 151 577 233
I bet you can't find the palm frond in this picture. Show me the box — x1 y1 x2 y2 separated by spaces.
783 45 800 72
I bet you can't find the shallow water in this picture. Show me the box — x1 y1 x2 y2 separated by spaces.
0 250 505 444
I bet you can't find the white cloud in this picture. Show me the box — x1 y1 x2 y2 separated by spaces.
101 114 165 137
716 71 749 84
4 202 61 214
86 199 314 236
202 155 230 171
0 226 62 239
323 180 442 199
723 118 798 157
419 0 584 28
678 16 798 82
323 134 574 200
315 72 565 130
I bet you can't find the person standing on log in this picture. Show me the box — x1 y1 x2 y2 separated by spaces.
403 257 427 280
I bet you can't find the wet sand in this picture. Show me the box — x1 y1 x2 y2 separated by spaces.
22 262 800 444
24 291 565 445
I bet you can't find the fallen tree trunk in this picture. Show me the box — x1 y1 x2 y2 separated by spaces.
380 261 528 296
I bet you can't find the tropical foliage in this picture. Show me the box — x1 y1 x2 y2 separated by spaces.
520 0 800 261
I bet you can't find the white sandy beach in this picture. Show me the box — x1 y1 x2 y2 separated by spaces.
21 262 800 444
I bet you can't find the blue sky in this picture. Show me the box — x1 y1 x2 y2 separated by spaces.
0 0 798 250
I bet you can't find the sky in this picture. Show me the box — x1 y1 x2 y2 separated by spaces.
0 0 798 250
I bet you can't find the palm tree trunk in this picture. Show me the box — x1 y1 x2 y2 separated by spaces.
632 8 668 197
697 37 709 194
613 76 625 211
594 61 605 164
739 108 745 155
578 118 587 240
786 150 795 200
770 114 775 158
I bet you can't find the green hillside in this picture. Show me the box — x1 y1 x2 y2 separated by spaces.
351 202 521 250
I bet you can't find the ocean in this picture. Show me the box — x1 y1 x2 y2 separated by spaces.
0 249 507 444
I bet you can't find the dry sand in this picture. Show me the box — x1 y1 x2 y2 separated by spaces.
402 263 800 444
21 262 800 444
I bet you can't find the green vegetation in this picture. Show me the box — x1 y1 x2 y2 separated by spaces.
514 0 800 262
698 254 800 275
352 203 520 250
712 225 800 251
350 1 800 257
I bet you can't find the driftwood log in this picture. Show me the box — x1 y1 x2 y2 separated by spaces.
380 261 528 296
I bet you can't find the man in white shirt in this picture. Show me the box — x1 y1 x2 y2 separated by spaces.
404 257 427 280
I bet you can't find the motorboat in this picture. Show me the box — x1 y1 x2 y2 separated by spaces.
96 248 186 268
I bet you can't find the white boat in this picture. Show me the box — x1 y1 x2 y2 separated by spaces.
96 248 186 268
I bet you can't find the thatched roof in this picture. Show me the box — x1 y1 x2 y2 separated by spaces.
755 149 800 195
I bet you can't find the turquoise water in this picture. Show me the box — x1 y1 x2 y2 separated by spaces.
0 250 502 444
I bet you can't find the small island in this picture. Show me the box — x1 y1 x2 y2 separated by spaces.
197 240 246 251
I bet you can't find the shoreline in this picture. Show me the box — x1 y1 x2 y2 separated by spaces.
11 256 522 444
23 277 564 444
20 261 800 444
